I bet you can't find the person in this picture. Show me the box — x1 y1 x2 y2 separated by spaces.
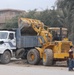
68 46 74 71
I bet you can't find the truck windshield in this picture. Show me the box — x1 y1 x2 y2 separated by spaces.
0 32 8 39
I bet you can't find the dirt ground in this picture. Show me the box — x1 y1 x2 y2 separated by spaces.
0 58 74 75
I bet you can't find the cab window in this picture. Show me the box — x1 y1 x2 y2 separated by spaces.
9 33 14 40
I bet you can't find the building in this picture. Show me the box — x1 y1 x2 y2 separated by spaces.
0 9 26 28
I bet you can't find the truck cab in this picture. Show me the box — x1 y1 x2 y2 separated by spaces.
0 30 16 64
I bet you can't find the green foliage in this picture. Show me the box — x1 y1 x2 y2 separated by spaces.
25 9 39 19
4 9 63 29
4 16 18 29
57 0 74 43
4 14 25 29
25 9 62 27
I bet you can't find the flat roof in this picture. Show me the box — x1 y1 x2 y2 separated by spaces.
0 9 26 12
49 27 67 30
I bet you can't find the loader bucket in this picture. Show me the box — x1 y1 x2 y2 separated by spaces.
18 18 37 35
18 18 44 35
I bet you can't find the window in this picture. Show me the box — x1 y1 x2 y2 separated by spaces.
9 33 14 40
0 32 8 39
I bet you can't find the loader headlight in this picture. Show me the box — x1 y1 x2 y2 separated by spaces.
46 33 48 36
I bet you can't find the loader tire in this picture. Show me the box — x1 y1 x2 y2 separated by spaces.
0 51 11 64
43 49 53 66
27 49 40 65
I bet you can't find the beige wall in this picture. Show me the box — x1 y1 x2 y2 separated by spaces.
0 9 25 28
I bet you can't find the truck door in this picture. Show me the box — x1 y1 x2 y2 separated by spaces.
9 32 16 49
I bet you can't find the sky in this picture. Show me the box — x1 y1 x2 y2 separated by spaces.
0 0 56 11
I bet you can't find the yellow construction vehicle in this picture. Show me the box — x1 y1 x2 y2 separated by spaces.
18 18 73 66
48 27 73 58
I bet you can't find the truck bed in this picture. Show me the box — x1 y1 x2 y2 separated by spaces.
16 35 43 48
21 36 42 48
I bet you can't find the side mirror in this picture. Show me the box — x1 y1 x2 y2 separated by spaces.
0 41 4 44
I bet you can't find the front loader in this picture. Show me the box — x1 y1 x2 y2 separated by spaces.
19 18 73 66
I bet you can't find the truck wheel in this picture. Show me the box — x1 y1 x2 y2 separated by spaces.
27 49 40 65
43 49 53 66
15 48 24 59
0 51 11 64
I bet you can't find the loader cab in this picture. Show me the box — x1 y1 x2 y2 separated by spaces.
49 27 68 41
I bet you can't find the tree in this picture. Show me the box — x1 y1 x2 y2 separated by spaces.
57 0 74 43
4 9 62 29
4 16 18 29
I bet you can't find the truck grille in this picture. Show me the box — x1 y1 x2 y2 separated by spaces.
61 43 70 53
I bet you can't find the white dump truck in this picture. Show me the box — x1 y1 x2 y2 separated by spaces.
0 18 43 64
